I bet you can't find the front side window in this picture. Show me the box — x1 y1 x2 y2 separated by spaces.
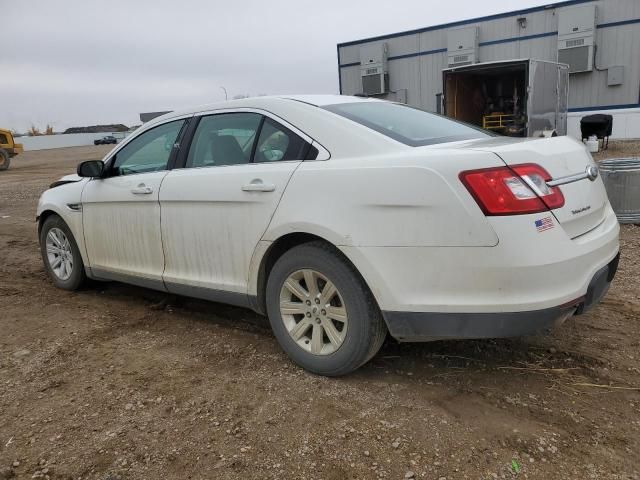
187 113 261 168
253 118 309 163
324 101 491 147
111 120 185 176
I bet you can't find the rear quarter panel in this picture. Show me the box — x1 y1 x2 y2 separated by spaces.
264 149 504 247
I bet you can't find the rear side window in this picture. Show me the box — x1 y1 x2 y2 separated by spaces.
187 113 261 168
254 118 309 163
324 101 490 146
186 113 314 167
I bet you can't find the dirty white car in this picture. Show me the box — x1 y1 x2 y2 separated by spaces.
37 95 620 376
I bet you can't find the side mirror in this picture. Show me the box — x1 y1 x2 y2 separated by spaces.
77 160 104 178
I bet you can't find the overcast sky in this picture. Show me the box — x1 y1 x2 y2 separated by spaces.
2 0 551 132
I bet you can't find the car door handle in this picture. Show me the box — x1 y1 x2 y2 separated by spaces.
131 184 153 195
241 180 276 192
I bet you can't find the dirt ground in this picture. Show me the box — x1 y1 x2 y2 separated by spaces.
592 140 640 161
0 144 639 480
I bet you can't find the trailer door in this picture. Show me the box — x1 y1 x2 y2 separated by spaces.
528 61 568 136
556 65 569 136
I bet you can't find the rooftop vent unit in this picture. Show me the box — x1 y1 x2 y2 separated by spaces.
557 4 597 73
359 43 389 96
447 26 479 67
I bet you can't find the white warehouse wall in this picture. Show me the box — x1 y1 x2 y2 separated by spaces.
567 109 640 140
338 0 640 139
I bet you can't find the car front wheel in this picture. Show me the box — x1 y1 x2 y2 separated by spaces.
266 241 386 376
39 215 87 290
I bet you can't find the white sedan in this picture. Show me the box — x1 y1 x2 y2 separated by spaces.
37 95 620 375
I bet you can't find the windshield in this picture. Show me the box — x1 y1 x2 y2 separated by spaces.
324 101 492 146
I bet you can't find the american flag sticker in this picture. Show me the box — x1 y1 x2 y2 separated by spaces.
535 216 555 232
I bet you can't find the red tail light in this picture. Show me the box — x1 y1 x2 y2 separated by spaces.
459 163 565 216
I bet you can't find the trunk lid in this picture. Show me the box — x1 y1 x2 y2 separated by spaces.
463 136 608 238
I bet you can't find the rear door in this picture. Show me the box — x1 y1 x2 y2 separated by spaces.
472 136 608 238
159 111 312 304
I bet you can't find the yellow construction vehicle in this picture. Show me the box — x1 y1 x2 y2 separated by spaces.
0 129 23 171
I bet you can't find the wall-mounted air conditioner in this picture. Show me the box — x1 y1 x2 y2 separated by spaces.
359 43 389 96
447 26 479 67
557 4 597 73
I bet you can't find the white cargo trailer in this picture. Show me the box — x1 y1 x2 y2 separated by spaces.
442 59 570 138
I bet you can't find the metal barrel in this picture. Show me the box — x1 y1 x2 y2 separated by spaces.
599 157 640 224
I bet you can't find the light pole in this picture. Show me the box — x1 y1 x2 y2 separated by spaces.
220 86 228 100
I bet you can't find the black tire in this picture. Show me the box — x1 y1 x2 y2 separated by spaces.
0 149 10 171
266 241 386 376
39 214 87 290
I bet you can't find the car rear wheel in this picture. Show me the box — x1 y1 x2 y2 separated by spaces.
266 241 386 376
0 149 10 171
39 215 86 290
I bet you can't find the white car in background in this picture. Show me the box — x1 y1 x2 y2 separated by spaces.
37 95 620 376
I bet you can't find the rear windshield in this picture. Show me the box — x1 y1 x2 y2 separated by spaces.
323 101 491 146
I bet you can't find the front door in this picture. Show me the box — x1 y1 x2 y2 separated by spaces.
160 112 311 304
81 119 186 288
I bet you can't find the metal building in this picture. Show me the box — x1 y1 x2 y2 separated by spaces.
337 0 640 139
140 111 172 123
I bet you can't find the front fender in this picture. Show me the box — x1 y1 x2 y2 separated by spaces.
37 180 89 267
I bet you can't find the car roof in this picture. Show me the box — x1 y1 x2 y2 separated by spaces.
276 94 383 106
130 94 403 159
148 95 382 125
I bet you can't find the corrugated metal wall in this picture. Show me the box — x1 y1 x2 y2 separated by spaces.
338 0 640 114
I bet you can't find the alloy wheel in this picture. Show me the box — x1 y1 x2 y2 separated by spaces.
45 228 74 281
279 269 348 355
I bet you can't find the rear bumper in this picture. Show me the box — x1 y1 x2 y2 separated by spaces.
383 252 619 341
340 205 619 314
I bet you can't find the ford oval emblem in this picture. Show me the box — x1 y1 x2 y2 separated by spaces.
586 165 599 181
